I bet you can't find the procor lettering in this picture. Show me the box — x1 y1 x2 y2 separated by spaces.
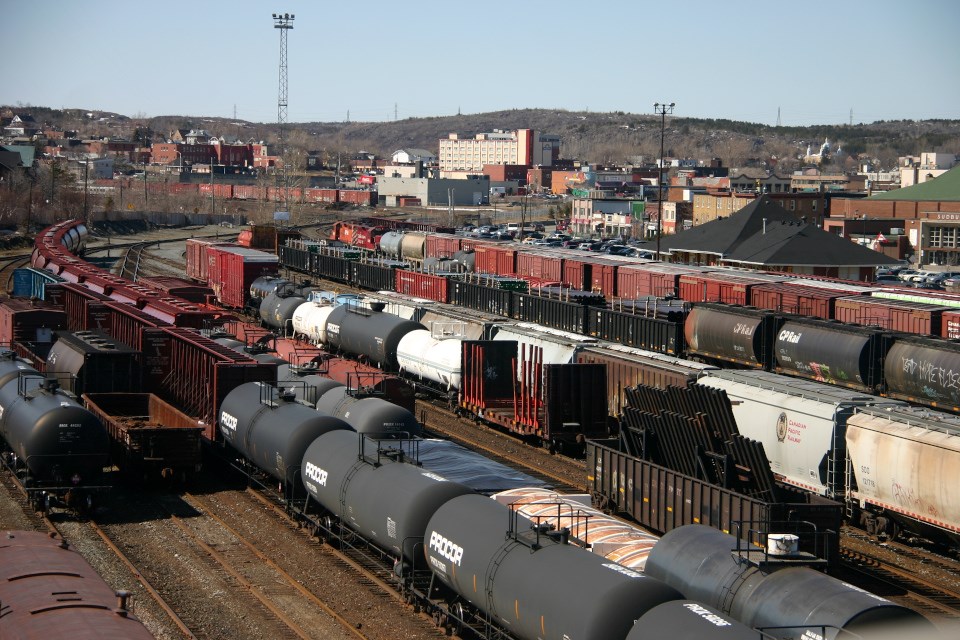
429 530 464 566
778 329 803 344
304 462 328 487
327 323 340 335
682 603 731 627
220 411 239 432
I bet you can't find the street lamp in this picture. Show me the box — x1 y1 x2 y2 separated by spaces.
654 102 675 260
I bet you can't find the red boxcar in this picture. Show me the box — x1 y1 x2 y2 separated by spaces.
338 189 377 206
233 184 265 200
394 270 449 303
585 257 620 299
474 244 517 275
833 296 948 335
678 272 786 306
749 282 851 320
207 246 280 308
302 188 338 203
617 264 706 300
425 233 463 259
186 238 233 283
517 250 564 282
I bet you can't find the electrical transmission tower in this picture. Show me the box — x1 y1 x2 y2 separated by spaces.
272 12 294 222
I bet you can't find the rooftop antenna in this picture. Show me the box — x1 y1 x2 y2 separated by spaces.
272 11 295 225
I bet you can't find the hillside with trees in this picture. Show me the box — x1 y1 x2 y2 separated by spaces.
8 105 960 174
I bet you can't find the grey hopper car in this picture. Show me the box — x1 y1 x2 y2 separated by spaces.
314 386 421 438
424 493 682 640
774 319 888 392
218 382 351 487
259 290 307 330
0 357 108 484
884 337 960 410
683 304 777 368
300 430 472 566
625 600 764 640
324 304 425 369
645 525 929 640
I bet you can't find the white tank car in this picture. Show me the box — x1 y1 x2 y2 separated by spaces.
291 301 335 344
396 329 462 390
696 370 904 498
846 405 960 538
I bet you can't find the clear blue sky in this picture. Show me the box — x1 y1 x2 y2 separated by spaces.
4 0 959 126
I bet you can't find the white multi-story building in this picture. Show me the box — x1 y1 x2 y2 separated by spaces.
438 129 559 172
899 152 957 188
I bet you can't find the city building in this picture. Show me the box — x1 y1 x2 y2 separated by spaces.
899 152 957 188
692 191 826 227
391 148 436 165
569 192 644 238
791 169 866 193
438 129 558 173
376 175 490 207
660 197 898 279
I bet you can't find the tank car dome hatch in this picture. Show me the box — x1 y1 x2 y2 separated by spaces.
279 367 344 405
218 382 352 487
300 430 473 566
424 494 682 640
315 386 421 439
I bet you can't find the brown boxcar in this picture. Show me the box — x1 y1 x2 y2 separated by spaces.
678 272 785 305
574 345 717 419
587 439 842 563
137 276 214 304
474 244 518 276
749 282 851 319
0 298 67 346
425 233 463 259
517 250 565 282
617 264 706 300
83 392 203 481
833 295 948 335
0 530 155 640
943 309 960 339
140 327 277 441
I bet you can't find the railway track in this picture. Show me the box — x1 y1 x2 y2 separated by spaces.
841 530 960 623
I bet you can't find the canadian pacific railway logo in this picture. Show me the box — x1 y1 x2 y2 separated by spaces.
776 412 788 442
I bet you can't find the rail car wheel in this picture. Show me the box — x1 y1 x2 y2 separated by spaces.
448 602 465 636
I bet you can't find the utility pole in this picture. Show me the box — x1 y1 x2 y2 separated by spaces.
654 102 675 261
210 157 215 217
272 12 294 224
83 159 90 224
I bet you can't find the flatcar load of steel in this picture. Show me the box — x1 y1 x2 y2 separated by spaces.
846 404 960 536
414 438 547 492
779 276 878 294
696 369 905 497
608 297 689 321
525 286 607 305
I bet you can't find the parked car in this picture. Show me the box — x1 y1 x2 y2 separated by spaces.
909 270 937 283
926 271 960 285
874 275 901 284
896 269 919 282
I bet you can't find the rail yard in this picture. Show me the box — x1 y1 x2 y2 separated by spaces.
2 215 960 640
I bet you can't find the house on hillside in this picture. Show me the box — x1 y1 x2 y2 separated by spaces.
659 197 898 280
